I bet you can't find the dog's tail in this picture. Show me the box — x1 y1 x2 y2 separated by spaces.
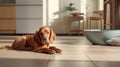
0 46 12 50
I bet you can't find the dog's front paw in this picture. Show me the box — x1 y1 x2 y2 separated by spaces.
47 49 56 54
37 48 55 54
49 46 62 53
55 49 62 53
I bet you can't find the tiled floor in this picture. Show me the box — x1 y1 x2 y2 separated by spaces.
0 36 120 67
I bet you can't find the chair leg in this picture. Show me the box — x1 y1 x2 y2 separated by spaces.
78 21 80 35
86 17 88 29
69 22 71 36
83 21 84 30
90 20 91 29
101 20 102 29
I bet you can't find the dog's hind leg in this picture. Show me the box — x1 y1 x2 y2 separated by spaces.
11 36 28 50
12 36 32 51
12 36 33 51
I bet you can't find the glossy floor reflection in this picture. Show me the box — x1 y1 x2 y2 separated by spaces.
1 36 120 67
0 58 48 67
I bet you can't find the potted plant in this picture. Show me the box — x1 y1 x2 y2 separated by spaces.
66 3 77 12
66 3 78 17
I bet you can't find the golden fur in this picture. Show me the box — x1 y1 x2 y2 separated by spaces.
1 27 62 54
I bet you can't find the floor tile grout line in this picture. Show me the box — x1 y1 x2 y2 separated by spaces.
82 50 98 67
85 51 120 53
45 54 51 67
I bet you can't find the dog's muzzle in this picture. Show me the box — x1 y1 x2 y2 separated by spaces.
39 35 49 44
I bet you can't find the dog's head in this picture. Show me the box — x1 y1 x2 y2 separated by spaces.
34 27 56 46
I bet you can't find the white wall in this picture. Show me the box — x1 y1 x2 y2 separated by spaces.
47 0 81 34
46 0 100 34
16 0 43 33
86 0 99 29
99 0 103 10
16 0 101 34
86 0 98 17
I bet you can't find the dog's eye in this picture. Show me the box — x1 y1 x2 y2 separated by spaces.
39 33 43 35
46 31 50 34
44 30 49 34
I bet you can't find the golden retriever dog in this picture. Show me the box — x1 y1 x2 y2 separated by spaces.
1 27 62 54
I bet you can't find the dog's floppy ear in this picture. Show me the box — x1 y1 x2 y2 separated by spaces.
49 28 56 43
34 30 41 44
